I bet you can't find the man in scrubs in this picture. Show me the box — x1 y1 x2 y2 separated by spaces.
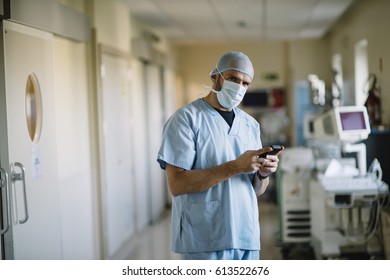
157 51 282 260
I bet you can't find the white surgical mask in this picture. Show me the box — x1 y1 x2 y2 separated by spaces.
212 77 247 109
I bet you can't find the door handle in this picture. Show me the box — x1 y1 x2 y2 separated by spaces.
10 162 29 224
0 167 11 234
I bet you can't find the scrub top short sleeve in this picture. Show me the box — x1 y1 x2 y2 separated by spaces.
157 108 197 171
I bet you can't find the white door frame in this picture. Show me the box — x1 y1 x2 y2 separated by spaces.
0 20 12 259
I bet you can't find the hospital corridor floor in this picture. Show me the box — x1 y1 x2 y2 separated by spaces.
125 196 292 260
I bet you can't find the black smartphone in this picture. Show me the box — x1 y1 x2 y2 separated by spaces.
258 144 283 158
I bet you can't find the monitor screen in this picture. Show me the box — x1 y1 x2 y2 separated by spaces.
312 106 370 143
241 88 285 108
339 111 367 131
241 90 268 107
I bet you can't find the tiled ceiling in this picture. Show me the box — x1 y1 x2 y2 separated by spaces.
122 0 356 44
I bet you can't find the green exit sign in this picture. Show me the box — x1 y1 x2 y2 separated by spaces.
262 72 279 81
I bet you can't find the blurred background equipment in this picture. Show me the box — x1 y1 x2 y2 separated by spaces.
276 147 314 259
308 106 389 259
364 73 382 129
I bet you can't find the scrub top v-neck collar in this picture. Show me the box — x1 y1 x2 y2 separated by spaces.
201 98 241 136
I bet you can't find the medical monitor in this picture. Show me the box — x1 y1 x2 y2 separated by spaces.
313 106 371 143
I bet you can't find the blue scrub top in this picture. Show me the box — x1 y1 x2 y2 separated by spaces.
157 98 263 253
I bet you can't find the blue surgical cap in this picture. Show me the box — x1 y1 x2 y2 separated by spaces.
210 51 254 79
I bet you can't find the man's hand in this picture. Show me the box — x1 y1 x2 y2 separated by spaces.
232 147 273 174
257 146 284 177
252 146 284 196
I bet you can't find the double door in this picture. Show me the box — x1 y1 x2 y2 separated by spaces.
0 21 62 259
